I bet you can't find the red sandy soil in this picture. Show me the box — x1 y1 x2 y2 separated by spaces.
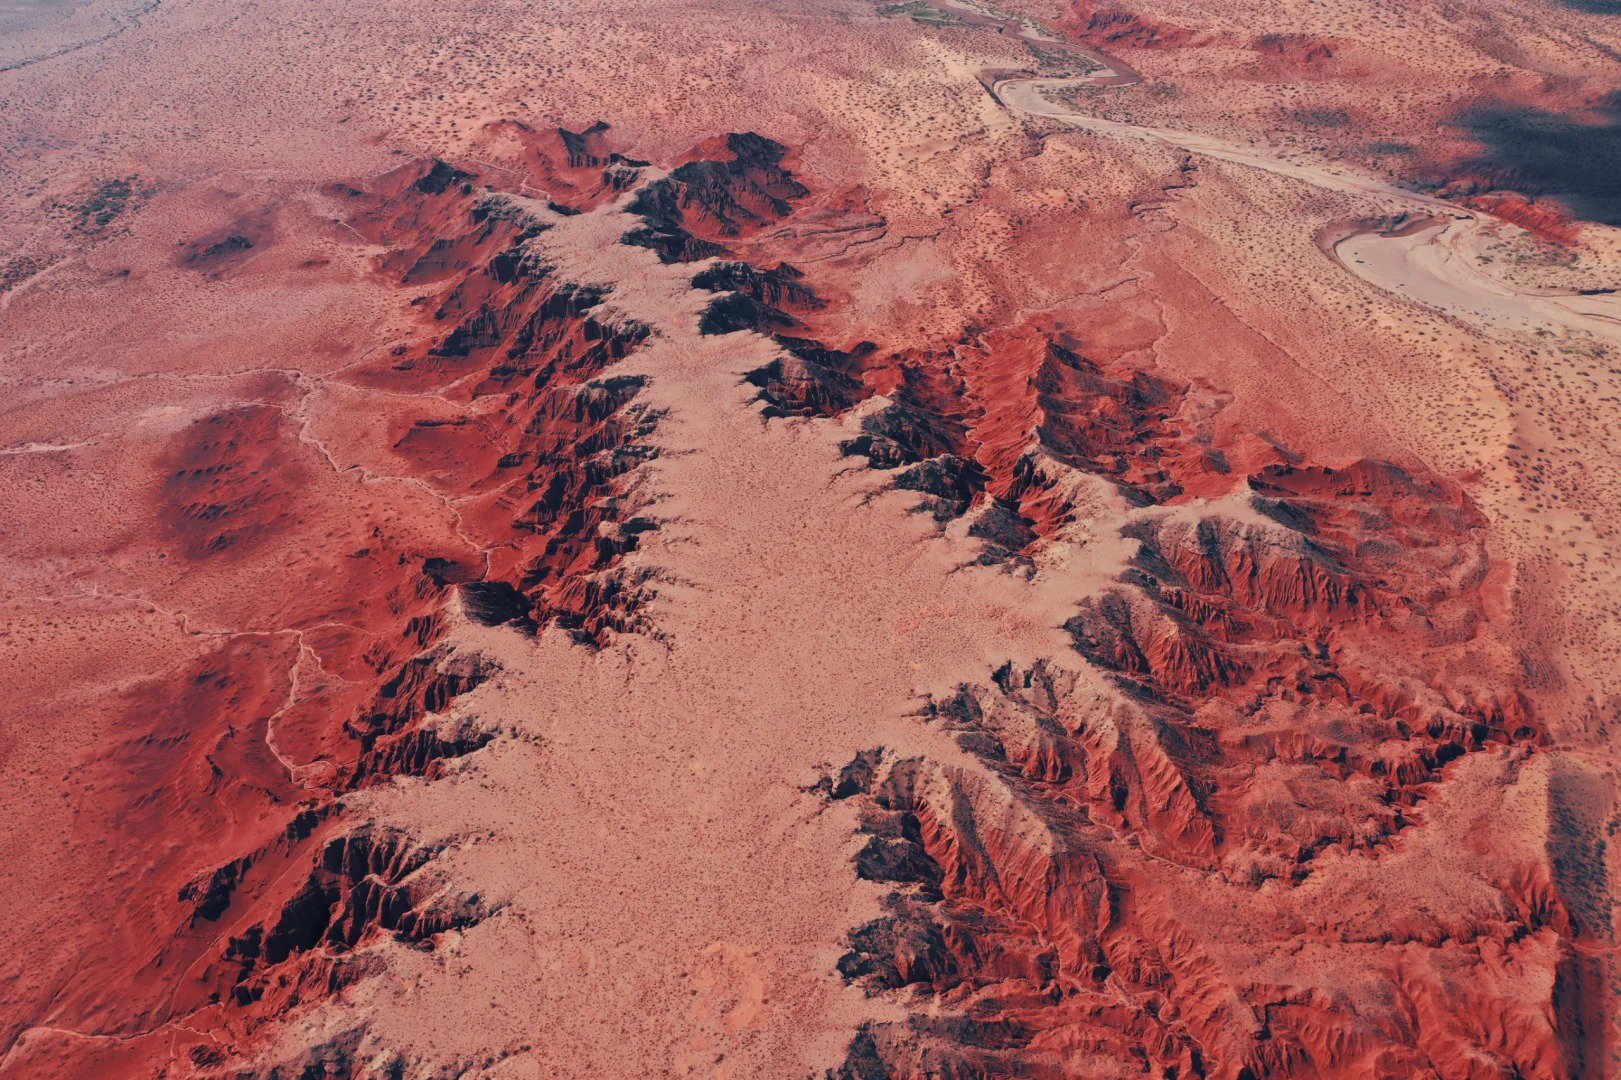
2 121 1608 1080
1 0 1619 1077
0 135 674 1075
711 188 1595 1076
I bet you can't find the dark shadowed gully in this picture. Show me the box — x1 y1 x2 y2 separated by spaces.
1457 96 1621 227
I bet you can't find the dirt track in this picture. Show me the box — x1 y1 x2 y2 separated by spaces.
994 71 1621 346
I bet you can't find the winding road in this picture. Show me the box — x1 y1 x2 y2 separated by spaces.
955 4 1621 346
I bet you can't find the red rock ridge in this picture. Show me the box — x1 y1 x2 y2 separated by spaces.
0 130 824 1077
1062 4 1194 49
5 122 1604 1079
699 203 1595 1078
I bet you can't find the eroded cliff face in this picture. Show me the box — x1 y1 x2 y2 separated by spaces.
2 122 1603 1080
578 132 1595 1078
788 320 1582 1080
813 403 1574 1075
599 123 1599 1079
812 460 1567 1075
0 128 714 1076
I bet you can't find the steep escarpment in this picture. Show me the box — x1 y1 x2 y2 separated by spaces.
801 346 1583 1075
162 141 825 1058
706 251 1586 1074
3 99 1606 1079
596 156 1593 1076
475 124 1598 1075
2 133 780 1075
333 157 665 644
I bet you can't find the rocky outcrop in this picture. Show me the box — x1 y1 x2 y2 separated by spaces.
810 398 1566 1076
176 209 274 276
756 292 1575 1077
1254 33 1337 69
339 158 665 645
1458 191 1580 245
744 339 873 418
692 259 824 312
217 826 491 1010
1064 4 1193 49
1023 339 1231 508
623 132 809 262
464 119 649 212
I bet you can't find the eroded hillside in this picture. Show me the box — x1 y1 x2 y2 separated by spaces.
1 0 1618 1076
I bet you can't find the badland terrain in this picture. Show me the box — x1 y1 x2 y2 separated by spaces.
1 0 1619 1075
